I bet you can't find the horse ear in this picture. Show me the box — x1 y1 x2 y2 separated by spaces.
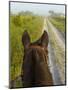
22 30 30 48
41 30 49 47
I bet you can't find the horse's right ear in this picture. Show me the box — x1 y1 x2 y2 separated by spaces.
41 30 49 47
35 30 49 47
22 30 30 49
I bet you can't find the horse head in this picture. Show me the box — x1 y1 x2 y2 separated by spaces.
22 30 53 87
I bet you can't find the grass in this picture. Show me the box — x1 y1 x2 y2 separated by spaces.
49 16 65 34
10 13 44 84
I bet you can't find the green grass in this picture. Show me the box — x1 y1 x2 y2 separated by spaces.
49 16 65 33
10 14 44 82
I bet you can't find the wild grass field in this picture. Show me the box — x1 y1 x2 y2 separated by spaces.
10 13 44 82
49 16 65 36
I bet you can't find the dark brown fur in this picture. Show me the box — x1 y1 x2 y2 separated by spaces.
22 30 53 88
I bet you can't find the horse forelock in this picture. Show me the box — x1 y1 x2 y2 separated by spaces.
26 45 48 65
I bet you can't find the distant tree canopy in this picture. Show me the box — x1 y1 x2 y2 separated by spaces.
49 10 54 15
11 11 34 16
48 10 65 17
19 11 33 15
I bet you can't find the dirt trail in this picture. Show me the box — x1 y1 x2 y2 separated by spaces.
42 18 65 85
47 19 65 50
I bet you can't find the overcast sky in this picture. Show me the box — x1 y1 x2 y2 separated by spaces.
10 2 65 16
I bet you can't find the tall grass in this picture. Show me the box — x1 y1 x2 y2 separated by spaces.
10 14 44 81
49 16 65 34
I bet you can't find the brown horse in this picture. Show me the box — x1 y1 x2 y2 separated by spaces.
21 30 53 88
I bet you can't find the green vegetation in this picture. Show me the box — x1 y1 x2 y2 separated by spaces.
49 16 65 33
10 12 44 83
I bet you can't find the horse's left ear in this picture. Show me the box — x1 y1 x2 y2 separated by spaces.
41 30 49 47
22 30 30 49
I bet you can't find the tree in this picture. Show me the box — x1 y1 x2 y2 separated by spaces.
49 10 54 16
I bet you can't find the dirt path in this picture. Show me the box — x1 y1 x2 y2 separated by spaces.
47 19 65 49
42 18 65 85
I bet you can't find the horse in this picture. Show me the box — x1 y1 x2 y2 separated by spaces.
21 30 53 88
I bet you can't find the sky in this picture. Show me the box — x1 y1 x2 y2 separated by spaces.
10 2 65 16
